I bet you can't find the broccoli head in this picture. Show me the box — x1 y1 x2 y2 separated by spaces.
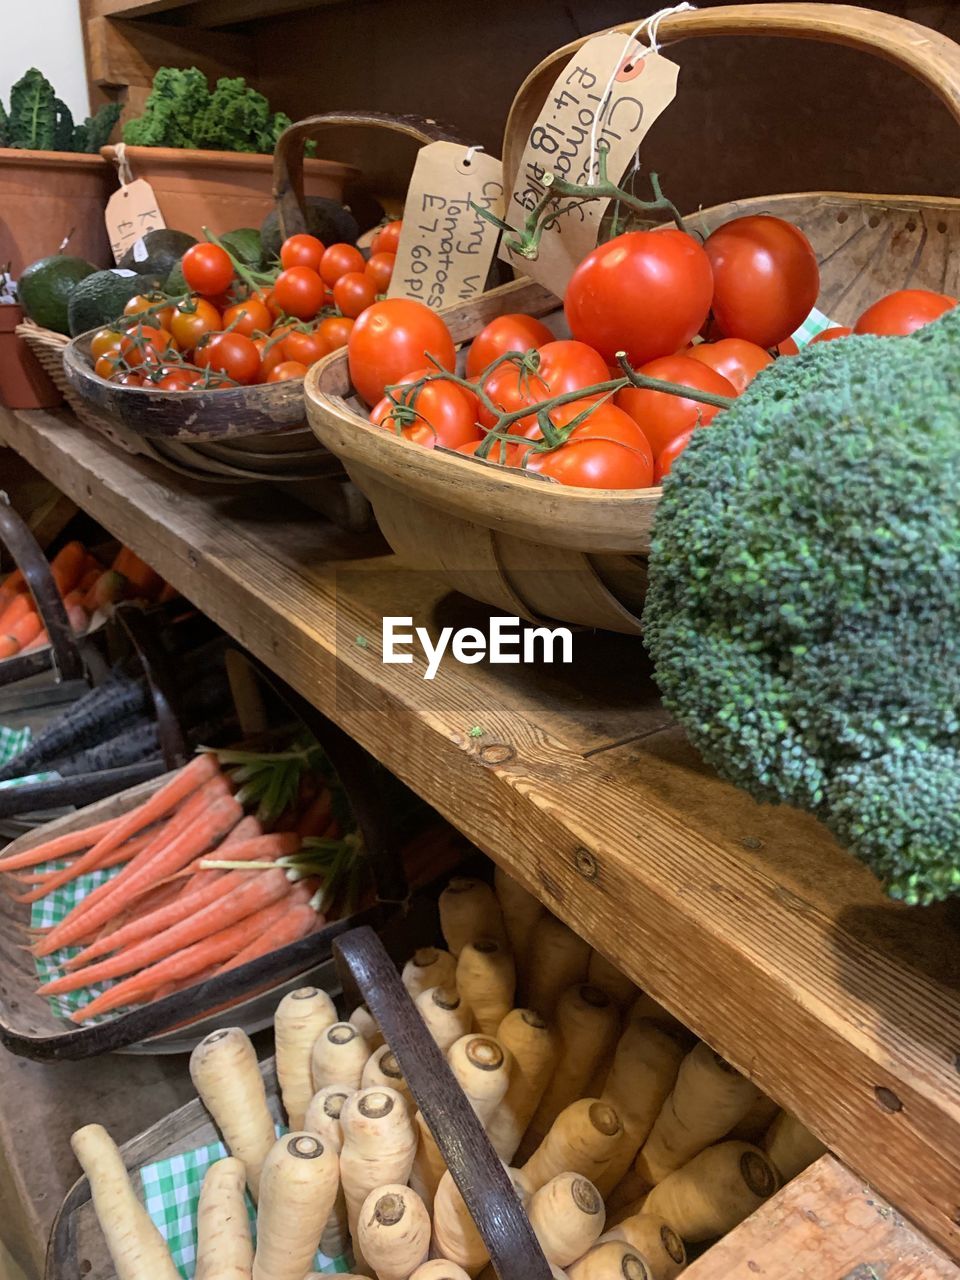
643 305 960 904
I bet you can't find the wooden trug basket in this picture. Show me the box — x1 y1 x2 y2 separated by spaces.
305 2 960 636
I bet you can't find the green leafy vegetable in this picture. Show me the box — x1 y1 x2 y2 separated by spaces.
53 98 74 152
9 69 56 150
78 101 122 153
123 66 294 153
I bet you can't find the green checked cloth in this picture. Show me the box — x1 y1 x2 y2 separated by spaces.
0 724 59 792
140 1131 354 1278
793 305 839 346
31 863 126 1020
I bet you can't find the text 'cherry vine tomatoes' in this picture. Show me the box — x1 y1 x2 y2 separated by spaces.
854 288 956 336
320 243 366 287
195 332 261 385
654 429 695 483
280 234 326 271
465 313 555 380
371 221 403 256
182 243 234 297
334 271 377 319
565 229 713 366
522 400 654 489
365 251 396 294
370 368 481 451
616 355 735 459
686 337 772 393
272 266 326 321
348 298 456 406
222 295 272 338
478 340 610 430
704 214 820 348
809 326 853 343
170 298 221 353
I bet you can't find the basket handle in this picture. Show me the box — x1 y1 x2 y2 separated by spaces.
334 925 554 1280
273 110 463 242
0 493 84 682
503 2 960 191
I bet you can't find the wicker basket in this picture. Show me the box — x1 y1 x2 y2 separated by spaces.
305 3 960 635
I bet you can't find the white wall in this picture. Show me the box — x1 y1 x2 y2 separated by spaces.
0 3 89 121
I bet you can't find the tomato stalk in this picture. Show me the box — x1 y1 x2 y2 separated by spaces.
202 225 277 293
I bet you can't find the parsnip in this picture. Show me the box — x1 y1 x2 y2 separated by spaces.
432 1169 489 1276
190 1028 276 1200
493 864 542 998
70 1124 180 1280
526 914 590 1019
350 1004 385 1051
302 1084 353 1260
357 1184 431 1280
728 1094 780 1143
587 951 636 1009
599 1213 686 1280
486 1009 558 1161
252 1133 339 1280
456 939 516 1036
409 1263 473 1280
439 878 506 956
310 1021 370 1091
523 1099 623 1192
447 1034 510 1126
642 1141 778 1242
627 994 688 1040
567 1241 654 1280
416 983 472 1052
763 1110 827 1181
339 1087 418 1248
195 1157 253 1280
274 987 337 1130
362 1044 415 1110
409 1109 448 1210
403 946 458 1000
528 1173 605 1267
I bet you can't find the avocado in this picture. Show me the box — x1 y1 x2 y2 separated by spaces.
260 198 360 263
18 256 98 335
119 229 197 279
67 269 162 337
220 227 262 268
164 260 187 297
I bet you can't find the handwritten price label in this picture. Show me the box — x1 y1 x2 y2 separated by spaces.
502 32 679 297
388 142 505 311
105 179 166 264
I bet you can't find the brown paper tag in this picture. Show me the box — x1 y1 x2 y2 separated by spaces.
105 179 166 265
502 33 679 297
388 141 505 311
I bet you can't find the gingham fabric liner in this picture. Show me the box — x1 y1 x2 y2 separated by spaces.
140 1129 353 1278
0 724 58 791
31 864 127 1019
793 305 838 346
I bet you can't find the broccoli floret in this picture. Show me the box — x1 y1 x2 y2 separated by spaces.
643 306 960 904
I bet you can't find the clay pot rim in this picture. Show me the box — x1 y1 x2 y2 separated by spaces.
0 148 108 169
101 143 360 179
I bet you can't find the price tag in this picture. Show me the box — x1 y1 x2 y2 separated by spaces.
502 32 679 297
388 142 505 311
105 178 166 264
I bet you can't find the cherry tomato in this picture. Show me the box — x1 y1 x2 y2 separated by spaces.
365 252 396 294
320 243 366 287
809 325 853 343
90 328 124 361
348 299 456 406
704 215 820 347
686 338 771 393
616 355 735 459
466 313 555 380
196 332 261 385
522 400 654 489
332 271 377 320
280 233 326 271
319 316 355 352
124 294 174 331
94 353 121 380
222 295 272 338
565 229 713 365
170 298 221 353
654 430 695 483
371 221 403 255
478 340 610 430
776 336 800 357
370 370 480 451
854 289 956 336
252 335 287 379
182 243 234 297
119 325 176 368
282 329 329 366
273 266 326 321
113 370 146 387
267 360 308 382
156 368 202 391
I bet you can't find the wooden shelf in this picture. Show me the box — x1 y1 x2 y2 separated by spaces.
90 0 344 27
2 406 959 1263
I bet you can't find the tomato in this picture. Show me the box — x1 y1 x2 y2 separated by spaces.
282 329 329 366
809 325 853 343
522 401 654 489
854 288 956 336
280 233 326 271
267 360 308 382
477 340 609 430
371 370 480 451
371 221 403 255
119 325 176 368
465 313 555 380
252 336 287 379
113 370 146 387
170 298 221 353
616 355 735 459
333 271 377 319
565 229 713 366
319 316 355 352
273 266 326 321
365 252 396 294
704 215 820 347
156 368 201 391
90 328 124 361
348 299 456 406
182 243 234 296
654 430 695 483
686 338 771 393
196 332 261 385
320 243 366 286
776 336 799 357
94 353 121 380
222 295 272 338
124 294 174 331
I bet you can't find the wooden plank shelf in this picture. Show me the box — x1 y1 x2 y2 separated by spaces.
2 405 959 1264
89 0 345 25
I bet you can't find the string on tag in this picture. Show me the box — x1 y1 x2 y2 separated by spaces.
462 144 484 169
586 2 695 186
113 141 134 186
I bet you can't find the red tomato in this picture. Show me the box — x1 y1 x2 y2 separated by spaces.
320 243 366 286
90 328 124 361
371 221 403 255
522 400 654 489
222 296 272 338
119 325 175 368
348 299 456 406
282 329 329 366
776 336 800 357
156 368 201 391
113 370 146 387
169 298 221 353
273 266 326 321
565 229 713 365
267 360 308 382
196 332 261 385
686 338 771 393
252 335 288 379
370 369 480 450
365 252 396 294
466 313 555 380
182 243 234 296
616 355 735 459
809 325 853 343
704 215 820 347
94 353 121 380
124 294 174 331
333 271 377 319
854 289 956 336
280 234 326 271
318 316 355 352
654 430 695 483
478 340 610 430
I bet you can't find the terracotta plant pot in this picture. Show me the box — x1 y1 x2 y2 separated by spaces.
101 145 361 238
0 150 113 275
0 304 61 409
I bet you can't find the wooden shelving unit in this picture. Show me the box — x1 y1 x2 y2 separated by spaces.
90 0 339 22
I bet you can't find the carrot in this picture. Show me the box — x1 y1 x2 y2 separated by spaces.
50 541 87 595
0 592 33 632
85 570 126 613
116 551 162 600
217 898 318 974
179 812 262 892
23 627 49 653
3 611 42 652
157 582 178 604
111 547 134 576
0 814 123 872
78 566 102 594
66 604 89 635
0 635 20 660
13 829 157 887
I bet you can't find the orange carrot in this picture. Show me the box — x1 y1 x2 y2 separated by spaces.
23 628 49 653
0 593 33 632
117 551 162 599
69 890 305 1021
50 542 86 595
0 815 124 873
84 570 125 613
157 582 178 604
218 897 320 974
0 636 20 660
172 813 263 895
12 829 157 885
111 547 134 576
77 566 101 594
